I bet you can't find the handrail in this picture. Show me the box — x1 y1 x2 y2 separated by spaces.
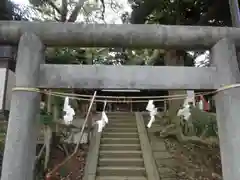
45 91 97 179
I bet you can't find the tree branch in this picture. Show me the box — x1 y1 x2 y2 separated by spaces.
67 0 87 22
130 0 226 65
61 0 68 22
47 0 62 15
100 0 105 20
196 0 225 25
147 49 164 65
130 0 160 24
160 123 219 147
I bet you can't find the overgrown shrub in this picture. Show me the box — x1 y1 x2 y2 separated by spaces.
190 107 218 137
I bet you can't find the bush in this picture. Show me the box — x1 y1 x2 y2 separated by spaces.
190 107 218 137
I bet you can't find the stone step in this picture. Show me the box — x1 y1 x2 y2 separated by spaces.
107 118 136 121
107 113 135 115
106 112 135 114
107 123 137 128
99 158 144 167
107 113 135 116
99 150 142 158
96 176 147 180
107 114 135 117
101 138 139 144
100 144 141 151
107 116 135 119
102 132 139 138
107 115 135 117
105 127 138 133
97 166 146 176
107 118 136 122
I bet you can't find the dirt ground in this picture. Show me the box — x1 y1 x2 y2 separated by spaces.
164 137 222 180
47 144 88 180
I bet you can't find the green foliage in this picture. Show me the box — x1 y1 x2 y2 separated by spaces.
11 0 232 66
40 108 53 125
46 47 89 64
29 0 65 21
131 0 230 26
40 113 53 125
0 127 6 152
59 167 68 177
54 96 65 108
190 107 218 137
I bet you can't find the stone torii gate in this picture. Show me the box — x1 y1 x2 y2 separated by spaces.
0 21 240 180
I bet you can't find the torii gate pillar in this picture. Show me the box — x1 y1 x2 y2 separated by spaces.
1 33 44 180
212 38 240 180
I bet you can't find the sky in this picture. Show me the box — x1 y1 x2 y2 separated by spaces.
12 0 29 5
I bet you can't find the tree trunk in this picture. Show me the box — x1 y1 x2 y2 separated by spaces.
165 50 186 117
0 0 9 20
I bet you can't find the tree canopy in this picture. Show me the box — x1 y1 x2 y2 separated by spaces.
2 0 233 66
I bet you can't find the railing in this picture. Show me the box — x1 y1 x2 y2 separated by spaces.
45 91 97 180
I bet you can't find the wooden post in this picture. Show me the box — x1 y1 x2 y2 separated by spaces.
1 33 44 180
211 38 240 180
164 100 167 112
44 91 52 170
130 99 132 112
87 111 93 144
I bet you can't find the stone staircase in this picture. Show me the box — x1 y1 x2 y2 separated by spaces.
96 112 147 180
